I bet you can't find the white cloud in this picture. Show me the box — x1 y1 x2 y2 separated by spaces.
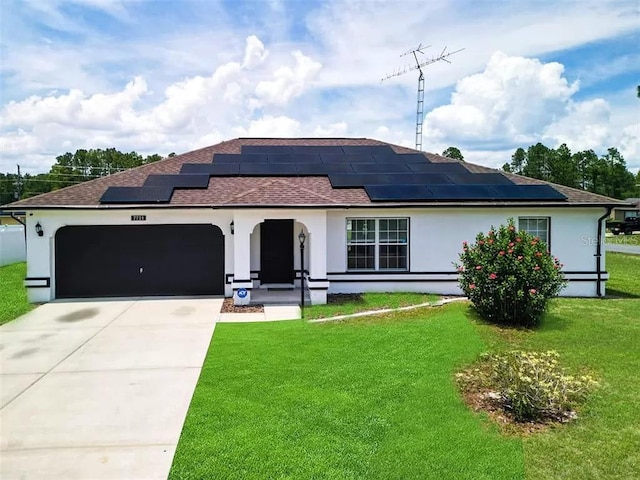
254 51 322 106
242 35 269 68
543 99 611 151
313 122 348 137
424 52 579 143
232 115 301 137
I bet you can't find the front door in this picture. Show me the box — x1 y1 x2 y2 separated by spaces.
260 219 294 284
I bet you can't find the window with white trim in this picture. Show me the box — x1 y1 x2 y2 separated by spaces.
518 217 550 246
346 218 409 270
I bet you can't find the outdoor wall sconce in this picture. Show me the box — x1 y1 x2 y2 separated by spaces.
298 229 306 317
35 222 43 237
230 221 235 235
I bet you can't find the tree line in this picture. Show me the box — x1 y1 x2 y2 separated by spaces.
501 143 639 199
0 148 170 205
441 143 639 200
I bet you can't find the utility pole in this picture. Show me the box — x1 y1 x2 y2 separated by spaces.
382 44 463 151
15 165 23 200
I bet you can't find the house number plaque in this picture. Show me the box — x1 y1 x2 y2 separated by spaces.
131 215 147 221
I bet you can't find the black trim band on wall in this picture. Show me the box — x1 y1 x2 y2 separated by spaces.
308 286 329 290
328 270 607 276
25 277 50 288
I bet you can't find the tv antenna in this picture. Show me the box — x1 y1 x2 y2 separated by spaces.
382 44 463 151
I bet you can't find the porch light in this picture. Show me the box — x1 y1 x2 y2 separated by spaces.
35 222 43 237
298 230 306 246
230 221 234 235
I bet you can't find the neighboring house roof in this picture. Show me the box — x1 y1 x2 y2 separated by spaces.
3 138 626 209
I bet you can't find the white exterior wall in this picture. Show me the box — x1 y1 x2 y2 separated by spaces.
22 205 607 304
326 206 607 297
0 225 26 266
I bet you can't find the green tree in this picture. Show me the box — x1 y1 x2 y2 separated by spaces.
2 148 164 202
442 147 464 161
548 143 578 188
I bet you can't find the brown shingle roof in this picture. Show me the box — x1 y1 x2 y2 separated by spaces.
4 138 626 208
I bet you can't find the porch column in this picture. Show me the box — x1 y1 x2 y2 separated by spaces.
307 212 329 305
232 217 253 305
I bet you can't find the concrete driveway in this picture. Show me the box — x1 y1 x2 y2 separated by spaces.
0 297 222 480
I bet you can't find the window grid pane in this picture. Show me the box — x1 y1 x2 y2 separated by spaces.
347 217 409 271
518 217 549 245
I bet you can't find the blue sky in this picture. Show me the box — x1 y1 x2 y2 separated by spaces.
1 0 638 175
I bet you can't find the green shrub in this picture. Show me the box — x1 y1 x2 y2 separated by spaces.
454 218 567 327
481 350 598 422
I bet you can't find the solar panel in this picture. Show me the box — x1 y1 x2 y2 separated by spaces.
144 174 210 188
445 173 514 185
266 152 322 164
490 185 567 200
328 174 391 188
352 163 411 173
372 155 398 163
239 154 270 163
239 163 298 176
386 173 453 185
212 153 244 163
365 184 433 201
290 153 321 163
242 145 292 154
396 153 431 163
290 145 344 154
408 162 469 174
339 145 395 155
267 154 293 163
426 185 497 200
100 186 173 204
320 154 374 163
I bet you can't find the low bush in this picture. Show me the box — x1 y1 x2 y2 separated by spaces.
459 350 598 423
454 218 567 327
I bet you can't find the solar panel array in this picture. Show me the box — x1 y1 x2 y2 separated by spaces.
99 145 567 204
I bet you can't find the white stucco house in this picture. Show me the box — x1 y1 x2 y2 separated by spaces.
3 138 625 305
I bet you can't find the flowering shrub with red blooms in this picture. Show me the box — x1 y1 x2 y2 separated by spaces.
454 218 567 327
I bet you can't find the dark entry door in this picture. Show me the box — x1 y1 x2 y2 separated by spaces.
260 220 294 284
55 224 224 298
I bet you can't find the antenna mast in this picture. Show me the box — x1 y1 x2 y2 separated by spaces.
382 44 463 151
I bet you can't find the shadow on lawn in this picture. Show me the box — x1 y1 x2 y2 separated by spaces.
326 293 365 305
463 303 570 335
604 288 640 299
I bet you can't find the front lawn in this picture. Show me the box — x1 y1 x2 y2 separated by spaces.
0 262 33 325
606 252 640 297
171 253 639 479
304 292 439 319
170 304 523 479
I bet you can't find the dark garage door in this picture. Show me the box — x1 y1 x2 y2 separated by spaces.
55 224 224 298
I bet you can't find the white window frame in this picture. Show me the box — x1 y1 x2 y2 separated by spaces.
346 217 409 271
518 217 551 247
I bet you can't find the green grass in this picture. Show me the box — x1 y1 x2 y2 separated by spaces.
606 252 640 297
171 254 639 479
0 262 33 325
170 305 523 480
304 292 439 319
605 233 640 245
